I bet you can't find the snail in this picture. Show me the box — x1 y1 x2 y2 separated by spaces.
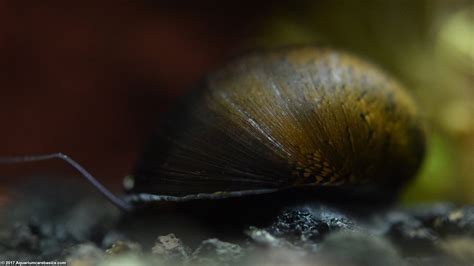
1 47 425 211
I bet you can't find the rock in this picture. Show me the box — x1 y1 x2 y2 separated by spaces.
317 231 406 266
431 206 474 237
190 239 243 266
99 254 157 266
267 205 356 243
65 243 105 266
246 226 298 250
383 210 439 255
151 234 190 262
243 247 313 266
64 198 120 243
9 223 40 251
101 231 129 249
105 240 142 255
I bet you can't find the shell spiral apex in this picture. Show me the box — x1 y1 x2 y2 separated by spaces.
126 47 426 203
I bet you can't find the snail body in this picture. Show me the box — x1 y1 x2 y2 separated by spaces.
125 47 425 205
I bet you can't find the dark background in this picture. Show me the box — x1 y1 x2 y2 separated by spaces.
0 0 472 203
0 1 275 191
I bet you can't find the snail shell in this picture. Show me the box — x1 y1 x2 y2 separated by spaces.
125 47 425 204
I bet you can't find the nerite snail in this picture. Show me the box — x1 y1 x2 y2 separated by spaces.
1 47 426 211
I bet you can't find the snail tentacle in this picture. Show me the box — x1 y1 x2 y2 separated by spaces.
0 153 133 212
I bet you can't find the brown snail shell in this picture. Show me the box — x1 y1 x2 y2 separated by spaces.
124 47 425 204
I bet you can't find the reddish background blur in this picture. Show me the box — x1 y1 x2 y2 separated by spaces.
0 1 274 192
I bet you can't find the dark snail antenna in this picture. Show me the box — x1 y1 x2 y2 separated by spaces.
0 153 133 212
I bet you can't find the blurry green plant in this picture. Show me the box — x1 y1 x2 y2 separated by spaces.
402 133 459 203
